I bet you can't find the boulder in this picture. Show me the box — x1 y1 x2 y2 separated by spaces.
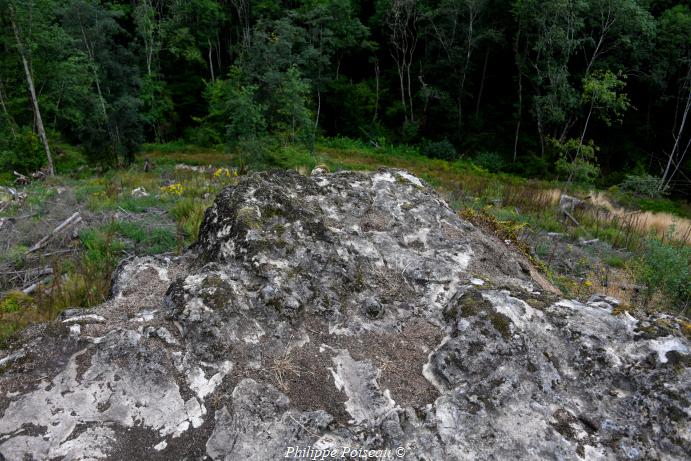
0 169 688 460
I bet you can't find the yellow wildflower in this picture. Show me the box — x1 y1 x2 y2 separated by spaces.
160 183 184 196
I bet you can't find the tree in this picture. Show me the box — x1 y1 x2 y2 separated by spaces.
513 0 584 156
58 0 143 165
384 0 420 126
275 65 313 146
206 67 266 147
426 0 494 136
569 69 630 180
656 5 691 191
4 0 55 175
296 0 368 132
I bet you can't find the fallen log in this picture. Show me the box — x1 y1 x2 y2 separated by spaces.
26 212 81 254
562 209 580 226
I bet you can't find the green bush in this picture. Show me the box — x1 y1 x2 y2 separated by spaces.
551 138 600 184
170 198 209 244
473 151 506 172
0 129 47 174
619 174 666 198
635 233 690 312
183 126 223 147
422 139 457 161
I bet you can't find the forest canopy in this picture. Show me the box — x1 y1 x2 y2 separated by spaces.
1 0 690 195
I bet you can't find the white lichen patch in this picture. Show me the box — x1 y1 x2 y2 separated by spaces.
62 314 106 324
187 361 233 400
371 172 396 184
396 171 424 188
0 331 202 460
648 336 689 364
328 350 396 426
423 336 451 393
482 290 543 331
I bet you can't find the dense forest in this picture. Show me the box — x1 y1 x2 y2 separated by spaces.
1 0 690 195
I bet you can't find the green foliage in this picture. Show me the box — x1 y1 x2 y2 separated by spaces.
170 198 209 244
582 70 631 126
204 67 268 161
422 139 456 161
635 233 690 312
552 138 600 184
273 66 314 147
0 0 688 198
619 174 667 198
0 129 46 173
473 151 506 172
0 291 37 344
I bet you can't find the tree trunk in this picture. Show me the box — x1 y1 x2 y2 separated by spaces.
568 101 594 182
660 82 691 190
513 70 522 162
314 90 321 131
373 59 380 123
79 23 108 121
0 75 17 138
208 39 215 82
406 61 414 122
475 47 489 118
513 24 522 163
11 11 54 175
397 63 408 123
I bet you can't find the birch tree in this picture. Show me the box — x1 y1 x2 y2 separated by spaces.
6 0 55 175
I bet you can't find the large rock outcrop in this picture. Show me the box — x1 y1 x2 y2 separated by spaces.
0 169 689 460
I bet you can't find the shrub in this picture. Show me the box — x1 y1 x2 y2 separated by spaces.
0 291 38 344
422 139 457 161
551 138 600 184
0 129 47 174
619 174 667 198
170 198 209 244
473 151 505 172
635 232 690 312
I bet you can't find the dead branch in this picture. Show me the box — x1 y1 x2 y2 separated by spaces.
13 171 29 185
562 209 580 226
26 212 81 254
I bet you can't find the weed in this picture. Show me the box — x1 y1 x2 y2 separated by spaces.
161 183 185 196
459 207 528 249
603 254 627 268
0 291 38 343
634 232 690 313
170 198 210 245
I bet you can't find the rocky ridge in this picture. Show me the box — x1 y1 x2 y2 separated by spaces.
0 168 688 460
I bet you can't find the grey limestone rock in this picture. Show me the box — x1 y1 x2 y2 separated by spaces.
0 169 688 460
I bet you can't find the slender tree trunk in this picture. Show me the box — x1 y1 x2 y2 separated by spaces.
513 71 522 162
215 33 222 73
513 26 523 162
396 63 408 123
11 11 54 175
475 47 489 118
314 90 321 131
373 60 380 123
79 23 108 121
0 75 17 138
406 62 414 122
660 83 691 190
568 101 594 182
208 39 215 82
536 109 545 158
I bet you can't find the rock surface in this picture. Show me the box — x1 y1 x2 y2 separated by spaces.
0 168 689 460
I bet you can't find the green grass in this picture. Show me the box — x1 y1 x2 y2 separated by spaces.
170 197 210 245
610 188 691 219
